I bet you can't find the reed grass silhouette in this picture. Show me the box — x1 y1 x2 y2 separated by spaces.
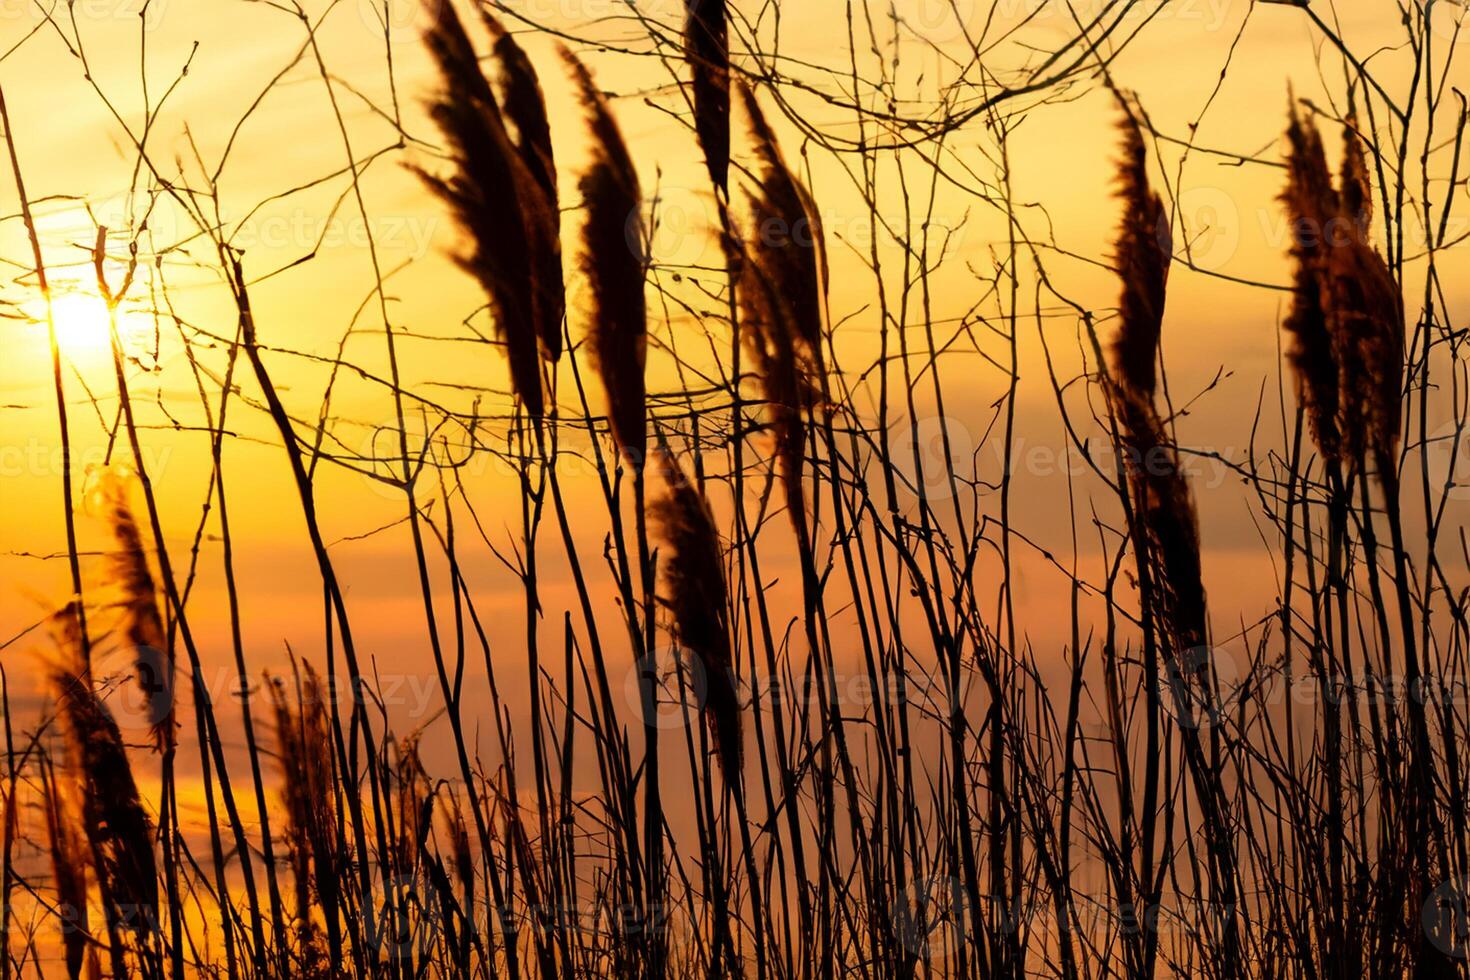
0 4 1462 979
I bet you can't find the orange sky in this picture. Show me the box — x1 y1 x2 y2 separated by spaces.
1 0 1467 782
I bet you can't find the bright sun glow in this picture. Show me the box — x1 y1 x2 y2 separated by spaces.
41 291 116 359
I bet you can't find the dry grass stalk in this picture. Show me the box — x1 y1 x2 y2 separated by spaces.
498 774 538 897
564 48 648 467
494 770 560 975
684 0 730 194
649 448 742 780
418 3 560 416
96 472 175 754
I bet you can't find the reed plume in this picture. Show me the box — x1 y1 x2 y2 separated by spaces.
1106 115 1241 970
267 664 339 946
564 48 648 467
1106 112 1207 654
684 0 730 194
97 471 175 753
1326 211 1403 475
737 85 828 530
1339 112 1373 233
49 603 160 969
739 84 827 368
41 753 91 980
1282 105 1343 462
394 735 433 874
442 791 473 894
1329 117 1402 477
484 11 565 362
418 3 559 416
1109 107 1170 401
649 448 742 780
1280 105 1404 479
739 251 812 536
483 12 557 208
1109 387 1209 652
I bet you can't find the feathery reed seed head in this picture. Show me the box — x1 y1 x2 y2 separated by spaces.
684 0 730 194
483 12 557 209
564 47 649 468
1279 103 1403 479
48 618 160 950
1109 108 1172 402
1282 104 1344 462
268 663 339 938
649 448 743 780
97 471 175 753
1339 114 1373 233
738 252 811 532
737 85 830 531
1105 116 1209 658
1112 387 1209 653
418 4 559 415
740 84 828 368
484 11 565 362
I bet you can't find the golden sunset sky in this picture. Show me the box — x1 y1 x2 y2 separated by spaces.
1 0 1465 771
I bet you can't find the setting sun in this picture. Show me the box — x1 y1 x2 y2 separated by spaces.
45 290 115 357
